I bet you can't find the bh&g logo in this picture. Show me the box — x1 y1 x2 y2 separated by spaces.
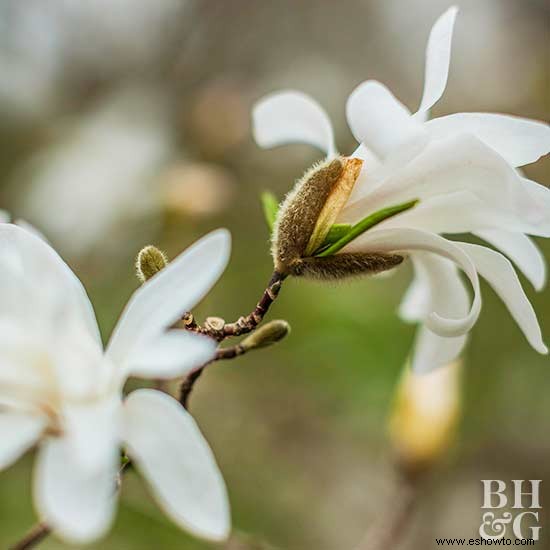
480 480 542 541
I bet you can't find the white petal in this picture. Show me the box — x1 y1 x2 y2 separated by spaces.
127 330 217 379
0 210 10 223
0 412 45 470
341 134 547 236
0 224 100 345
474 229 546 291
426 113 550 167
34 436 118 543
412 326 468 374
399 274 430 323
346 80 428 158
123 390 230 541
416 6 458 116
457 243 548 354
62 395 121 473
344 228 481 337
252 91 336 156
402 253 470 372
106 229 230 377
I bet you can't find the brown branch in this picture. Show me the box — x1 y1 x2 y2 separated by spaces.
354 474 419 550
9 523 50 550
178 272 286 408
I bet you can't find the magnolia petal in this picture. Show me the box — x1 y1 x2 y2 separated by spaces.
123 390 230 541
128 330 217 379
458 243 548 354
416 6 458 116
426 113 550 167
344 228 481 337
106 229 230 376
402 253 470 372
346 80 428 158
252 91 336 156
412 326 468 374
475 229 546 291
0 412 45 470
62 396 121 474
341 134 546 236
34 436 118 543
0 224 100 344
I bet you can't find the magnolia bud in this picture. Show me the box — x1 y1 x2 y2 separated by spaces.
240 320 290 351
389 361 462 476
136 245 168 283
270 156 412 281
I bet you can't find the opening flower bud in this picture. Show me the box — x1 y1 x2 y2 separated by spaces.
271 156 410 281
136 245 169 283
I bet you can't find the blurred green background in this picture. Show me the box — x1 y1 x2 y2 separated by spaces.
0 0 548 548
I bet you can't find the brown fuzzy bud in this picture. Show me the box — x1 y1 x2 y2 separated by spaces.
136 245 168 283
272 157 344 274
288 252 404 280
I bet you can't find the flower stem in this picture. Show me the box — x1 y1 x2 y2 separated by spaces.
9 523 50 550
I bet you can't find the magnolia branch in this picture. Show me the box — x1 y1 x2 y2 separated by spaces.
355 473 419 550
178 271 287 408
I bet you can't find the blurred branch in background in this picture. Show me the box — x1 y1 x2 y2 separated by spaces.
356 361 462 550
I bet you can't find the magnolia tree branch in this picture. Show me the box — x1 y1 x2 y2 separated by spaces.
9 523 50 550
178 271 286 408
354 473 419 550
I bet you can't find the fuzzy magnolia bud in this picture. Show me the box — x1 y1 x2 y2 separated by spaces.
389 361 462 476
136 245 168 283
240 320 290 351
270 156 406 281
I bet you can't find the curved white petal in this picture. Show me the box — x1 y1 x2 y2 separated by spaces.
123 390 230 541
340 134 547 237
426 113 550 167
401 253 470 372
416 6 458 116
0 224 100 344
252 91 336 156
344 228 481 337
457 243 548 354
106 229 230 377
34 436 118 543
127 330 217 379
0 412 45 470
475 229 546 291
346 80 428 158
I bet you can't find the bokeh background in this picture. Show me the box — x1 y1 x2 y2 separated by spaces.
0 0 549 548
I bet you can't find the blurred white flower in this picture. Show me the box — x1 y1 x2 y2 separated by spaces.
252 6 549 372
0 0 188 120
0 222 231 543
16 88 173 259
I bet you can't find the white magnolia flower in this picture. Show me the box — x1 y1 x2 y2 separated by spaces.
0 222 231 543
252 6 549 372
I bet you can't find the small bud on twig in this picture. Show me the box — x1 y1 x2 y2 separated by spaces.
240 320 290 351
136 245 168 283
